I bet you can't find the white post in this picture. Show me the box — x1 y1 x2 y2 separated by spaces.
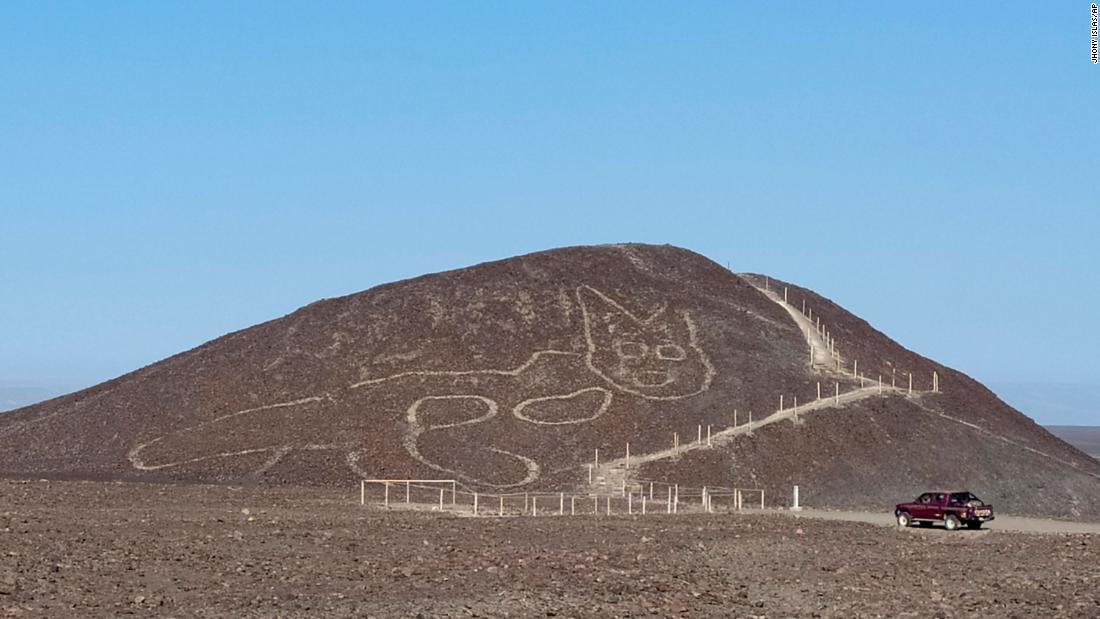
667 487 672 514
649 482 654 500
571 496 576 516
439 488 444 511
707 425 712 446
384 483 389 507
878 375 883 394
628 492 633 515
835 382 840 405
908 373 913 395
532 495 537 516
621 478 626 497
594 448 599 468
560 492 564 516
853 359 858 377
791 485 801 511
784 286 788 303
642 493 647 515
860 374 865 388
360 480 365 506
473 492 479 515
406 481 410 504
588 464 593 484
674 484 679 513
733 409 738 426
747 410 753 433
674 432 679 450
697 425 702 443
810 344 815 365
594 495 598 514
802 299 805 314
524 492 529 514
606 496 612 516
817 382 821 400
702 486 707 511
625 443 630 469
499 495 504 517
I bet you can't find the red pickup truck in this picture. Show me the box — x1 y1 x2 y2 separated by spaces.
894 491 994 530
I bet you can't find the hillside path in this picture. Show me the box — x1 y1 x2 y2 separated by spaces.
750 280 835 367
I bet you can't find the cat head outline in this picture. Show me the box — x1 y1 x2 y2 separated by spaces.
576 286 714 399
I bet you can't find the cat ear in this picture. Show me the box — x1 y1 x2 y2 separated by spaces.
577 286 666 332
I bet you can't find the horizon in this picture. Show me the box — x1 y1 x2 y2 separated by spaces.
3 3 1098 425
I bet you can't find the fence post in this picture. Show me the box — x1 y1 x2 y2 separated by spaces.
908 373 913 395
649 482 654 501
606 496 612 516
628 492 633 515
524 492 529 514
817 382 821 400
594 495 598 514
360 480 365 506
642 493 647 515
674 484 679 513
702 486 707 511
595 448 599 468
791 485 802 511
571 496 576 516
532 495 537 517
835 382 840 405
473 492 479 516
697 425 702 443
499 495 504 517
406 481 410 504
452 482 456 506
439 488 444 511
625 443 630 469
560 492 564 516
588 464 593 484
779 394 784 412
666 487 672 514
878 375 882 394
707 425 712 446
384 483 389 507
853 359 858 377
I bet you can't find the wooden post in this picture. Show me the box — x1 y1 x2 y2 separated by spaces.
360 480 365 506
532 495 537 517
697 425 702 443
674 484 679 513
473 492 479 515
499 495 504 517
452 482 456 506
384 482 389 507
817 382 821 400
702 486 707 511
628 492 633 515
439 488 444 511
571 496 576 516
606 496 612 516
908 373 913 395
625 443 630 469
853 359 858 377
406 481 410 504
707 425 712 446
779 394 784 412
588 464 593 484
667 487 672 513
524 492 529 514
784 286 788 303
835 382 840 405
642 493 647 515
594 448 599 468
649 482 654 500
560 492 564 516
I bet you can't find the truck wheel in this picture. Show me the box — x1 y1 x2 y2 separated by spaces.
896 511 911 527
944 514 961 531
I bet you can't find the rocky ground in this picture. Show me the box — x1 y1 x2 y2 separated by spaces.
1 480 1098 617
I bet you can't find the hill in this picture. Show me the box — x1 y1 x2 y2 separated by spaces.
1 244 1098 518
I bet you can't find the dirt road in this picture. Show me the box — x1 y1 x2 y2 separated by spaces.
778 508 1100 534
2 480 1098 618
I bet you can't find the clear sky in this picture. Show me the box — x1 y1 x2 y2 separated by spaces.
2 3 1097 423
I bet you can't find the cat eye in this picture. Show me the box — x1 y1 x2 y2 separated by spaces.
656 344 686 360
615 341 647 359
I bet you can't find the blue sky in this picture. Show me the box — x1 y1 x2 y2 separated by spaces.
1 3 1097 423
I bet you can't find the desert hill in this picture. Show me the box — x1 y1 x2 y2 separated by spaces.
2 244 1098 518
